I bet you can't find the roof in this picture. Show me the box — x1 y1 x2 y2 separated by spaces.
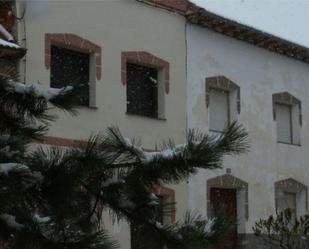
0 38 26 59
138 0 309 64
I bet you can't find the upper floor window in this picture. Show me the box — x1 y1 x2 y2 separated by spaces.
206 76 240 132
45 33 102 108
51 46 89 106
273 92 302 145
126 63 158 118
122 52 170 120
209 88 229 132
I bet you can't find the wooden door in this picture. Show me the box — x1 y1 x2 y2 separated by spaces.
210 188 238 249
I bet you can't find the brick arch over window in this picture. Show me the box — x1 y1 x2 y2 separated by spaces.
272 92 302 125
152 185 176 222
45 33 102 80
206 76 241 113
207 174 248 220
121 51 170 94
275 178 308 212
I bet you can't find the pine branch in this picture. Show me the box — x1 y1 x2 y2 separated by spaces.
0 75 85 139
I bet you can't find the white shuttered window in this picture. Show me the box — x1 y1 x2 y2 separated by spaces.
209 88 229 132
277 192 297 219
276 104 292 143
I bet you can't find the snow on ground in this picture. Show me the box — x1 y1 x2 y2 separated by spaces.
191 0 309 48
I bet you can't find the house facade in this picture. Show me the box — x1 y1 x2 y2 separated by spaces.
14 0 188 248
7 0 309 248
184 3 309 247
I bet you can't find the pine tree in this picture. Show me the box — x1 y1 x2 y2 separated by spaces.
0 73 249 249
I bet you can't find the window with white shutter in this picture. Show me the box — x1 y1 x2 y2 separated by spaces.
275 178 308 218
209 88 229 132
275 104 292 144
206 76 240 133
277 192 297 218
273 92 302 145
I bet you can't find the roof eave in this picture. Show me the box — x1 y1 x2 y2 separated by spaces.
186 10 309 64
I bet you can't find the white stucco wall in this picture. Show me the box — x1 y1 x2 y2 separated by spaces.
17 1 189 248
186 23 309 233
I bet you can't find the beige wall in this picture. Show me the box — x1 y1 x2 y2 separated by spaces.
19 0 187 147
17 1 188 248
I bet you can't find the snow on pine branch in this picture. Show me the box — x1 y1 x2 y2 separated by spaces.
0 163 43 183
0 163 29 175
203 217 216 235
124 136 220 163
0 38 19 48
5 79 73 100
0 24 15 42
124 138 186 163
0 214 24 230
33 214 51 223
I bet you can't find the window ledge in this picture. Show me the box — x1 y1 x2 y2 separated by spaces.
74 105 98 110
126 112 166 121
209 129 225 134
277 141 301 147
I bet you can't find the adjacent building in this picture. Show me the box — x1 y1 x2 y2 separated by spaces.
185 3 309 241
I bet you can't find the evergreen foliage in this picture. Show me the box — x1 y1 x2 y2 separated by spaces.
0 74 249 249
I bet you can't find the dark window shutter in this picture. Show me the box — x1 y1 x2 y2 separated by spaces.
50 46 90 106
126 63 158 118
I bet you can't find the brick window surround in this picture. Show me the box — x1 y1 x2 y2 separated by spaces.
45 33 101 80
152 185 176 222
275 178 308 213
272 92 302 126
206 76 241 114
121 51 170 94
207 174 249 220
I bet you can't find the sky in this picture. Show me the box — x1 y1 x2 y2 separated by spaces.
191 0 309 48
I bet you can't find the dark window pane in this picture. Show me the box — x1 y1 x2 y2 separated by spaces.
126 63 158 117
50 46 89 105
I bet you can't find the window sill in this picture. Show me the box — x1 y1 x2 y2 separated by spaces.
277 141 301 147
73 105 98 110
209 129 225 134
126 112 166 121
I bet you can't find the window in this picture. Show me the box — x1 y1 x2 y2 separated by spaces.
206 76 240 133
275 178 308 217
209 88 229 132
126 63 158 118
277 192 297 220
45 33 102 107
50 46 89 106
273 92 302 145
275 104 292 144
121 52 170 119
